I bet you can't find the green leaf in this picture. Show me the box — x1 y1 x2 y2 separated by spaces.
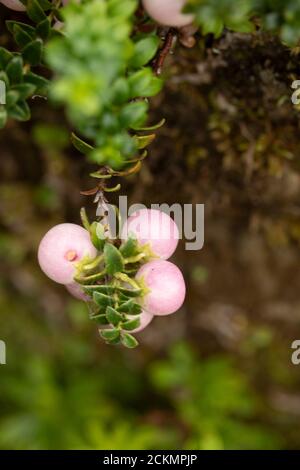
122 318 140 331
130 36 160 68
71 133 94 155
10 83 36 100
135 118 166 131
128 68 163 98
107 0 137 18
90 222 106 251
104 243 124 275
9 101 31 121
0 47 13 68
0 106 7 129
121 332 138 348
100 328 120 343
92 292 113 308
26 0 47 23
36 18 51 40
119 299 142 315
90 313 108 324
120 100 148 129
120 237 139 258
134 133 156 149
5 91 19 108
24 71 49 95
10 24 35 48
106 306 123 326
117 286 143 298
22 39 43 66
111 77 130 104
6 21 36 37
6 56 23 84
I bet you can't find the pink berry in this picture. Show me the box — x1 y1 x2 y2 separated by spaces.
121 209 179 260
38 223 97 285
0 0 26 11
65 282 90 302
142 0 194 27
128 310 153 333
136 260 186 316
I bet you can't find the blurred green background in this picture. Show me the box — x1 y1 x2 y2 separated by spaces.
2 8 300 450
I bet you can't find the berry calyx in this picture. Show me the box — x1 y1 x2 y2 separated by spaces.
142 0 194 28
38 223 98 285
121 209 179 260
136 259 186 316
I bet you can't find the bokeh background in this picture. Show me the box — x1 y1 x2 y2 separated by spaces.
1 8 300 449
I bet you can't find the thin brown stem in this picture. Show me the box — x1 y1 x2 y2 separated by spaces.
153 29 177 76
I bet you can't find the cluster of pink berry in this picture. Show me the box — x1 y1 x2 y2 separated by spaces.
38 209 185 346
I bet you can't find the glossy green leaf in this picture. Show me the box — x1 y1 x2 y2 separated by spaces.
9 101 30 121
9 23 35 48
106 306 123 326
119 299 142 315
27 0 47 23
0 47 13 68
122 318 140 331
120 101 148 129
22 39 43 66
93 292 113 308
104 243 124 275
71 133 94 155
128 68 163 98
36 18 51 40
130 36 160 68
121 332 138 348
10 83 36 100
119 237 139 258
90 313 109 325
24 72 49 95
90 222 106 251
6 56 23 84
100 328 120 342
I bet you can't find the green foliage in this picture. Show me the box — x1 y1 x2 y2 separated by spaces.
186 0 254 36
253 0 300 46
150 343 282 450
186 0 300 45
0 0 58 128
46 0 162 169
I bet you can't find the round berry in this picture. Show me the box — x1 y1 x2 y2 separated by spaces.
65 282 90 302
136 260 186 316
0 0 26 11
38 223 97 285
142 0 194 27
121 209 179 260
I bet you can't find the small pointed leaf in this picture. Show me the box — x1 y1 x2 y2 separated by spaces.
104 243 124 275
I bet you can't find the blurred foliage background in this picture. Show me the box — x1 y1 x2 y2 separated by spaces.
2 4 300 450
